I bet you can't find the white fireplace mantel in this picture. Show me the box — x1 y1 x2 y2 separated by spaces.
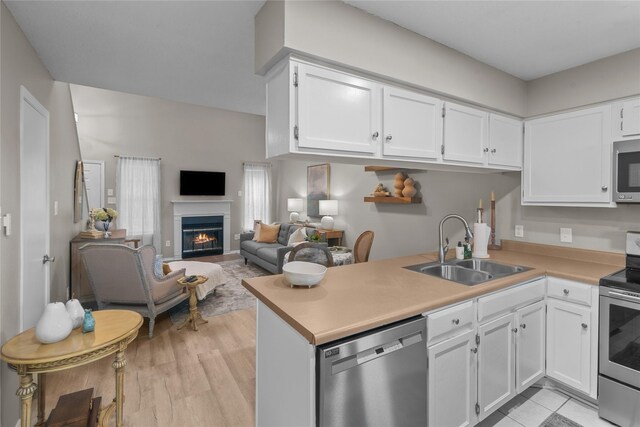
172 200 232 259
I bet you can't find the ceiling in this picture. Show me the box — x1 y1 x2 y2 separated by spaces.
5 1 640 116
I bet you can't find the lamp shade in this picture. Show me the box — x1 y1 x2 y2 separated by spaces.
287 198 303 212
319 200 338 216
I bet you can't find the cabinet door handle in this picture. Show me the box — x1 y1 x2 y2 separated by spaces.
491 149 496 154
471 347 477 354
520 323 526 329
452 318 460 325
563 289 570 295
483 148 489 153
582 323 588 329
602 186 608 192
512 328 518 333
385 135 393 143
372 132 379 140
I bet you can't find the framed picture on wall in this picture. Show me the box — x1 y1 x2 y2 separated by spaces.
307 163 330 217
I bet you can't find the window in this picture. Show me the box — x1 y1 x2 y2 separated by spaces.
116 156 161 252
243 162 272 230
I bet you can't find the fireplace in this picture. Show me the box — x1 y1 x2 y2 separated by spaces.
172 200 231 260
181 216 223 258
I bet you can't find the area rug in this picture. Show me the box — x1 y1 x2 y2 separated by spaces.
169 259 269 325
540 413 582 427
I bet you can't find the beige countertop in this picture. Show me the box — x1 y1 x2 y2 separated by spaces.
241 240 624 346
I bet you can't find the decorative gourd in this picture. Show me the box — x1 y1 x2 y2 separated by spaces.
402 177 417 198
394 172 407 197
35 303 73 344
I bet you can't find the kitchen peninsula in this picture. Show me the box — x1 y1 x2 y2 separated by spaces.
242 241 623 426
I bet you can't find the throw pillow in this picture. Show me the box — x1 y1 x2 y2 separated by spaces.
252 220 263 241
162 263 172 275
153 255 164 279
288 227 307 246
256 223 280 243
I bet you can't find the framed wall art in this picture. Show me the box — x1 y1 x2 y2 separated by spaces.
307 163 330 217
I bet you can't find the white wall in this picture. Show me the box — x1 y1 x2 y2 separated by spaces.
255 0 528 117
70 84 271 256
1 3 84 425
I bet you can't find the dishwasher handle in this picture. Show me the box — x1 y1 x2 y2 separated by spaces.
331 331 423 376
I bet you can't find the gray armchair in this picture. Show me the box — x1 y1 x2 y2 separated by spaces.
79 243 188 338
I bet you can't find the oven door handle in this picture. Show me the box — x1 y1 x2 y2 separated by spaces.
608 291 640 303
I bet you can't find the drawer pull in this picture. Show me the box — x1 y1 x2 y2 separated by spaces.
563 289 570 295
512 328 518 333
520 323 526 329
471 347 477 354
581 323 588 329
452 318 460 325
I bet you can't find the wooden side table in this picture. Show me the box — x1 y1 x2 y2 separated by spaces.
176 275 209 331
316 229 344 246
1 310 142 427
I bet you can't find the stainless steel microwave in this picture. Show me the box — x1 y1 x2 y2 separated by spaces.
613 139 640 202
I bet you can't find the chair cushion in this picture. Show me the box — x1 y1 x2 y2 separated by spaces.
241 240 280 255
162 263 172 275
256 247 279 265
152 280 184 304
256 223 280 243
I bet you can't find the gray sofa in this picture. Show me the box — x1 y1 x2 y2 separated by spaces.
240 223 313 274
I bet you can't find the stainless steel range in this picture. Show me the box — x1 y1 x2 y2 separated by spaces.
599 231 640 427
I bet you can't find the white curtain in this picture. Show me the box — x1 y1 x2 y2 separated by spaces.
243 162 272 230
116 156 161 252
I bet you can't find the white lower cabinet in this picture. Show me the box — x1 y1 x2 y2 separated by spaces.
546 298 591 394
515 300 546 392
428 330 477 427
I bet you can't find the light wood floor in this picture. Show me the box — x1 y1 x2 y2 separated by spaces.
39 308 256 427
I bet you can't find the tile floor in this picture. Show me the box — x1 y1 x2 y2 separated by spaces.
478 386 616 427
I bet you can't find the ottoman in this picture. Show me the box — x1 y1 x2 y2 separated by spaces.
168 261 226 300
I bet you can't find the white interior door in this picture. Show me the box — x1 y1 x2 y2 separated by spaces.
83 160 104 210
20 86 50 331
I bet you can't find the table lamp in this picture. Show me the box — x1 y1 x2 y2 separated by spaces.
319 200 338 230
287 198 304 222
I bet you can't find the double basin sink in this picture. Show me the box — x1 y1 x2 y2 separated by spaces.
404 259 531 286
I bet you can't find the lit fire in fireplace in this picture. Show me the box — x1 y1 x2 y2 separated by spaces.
193 233 217 245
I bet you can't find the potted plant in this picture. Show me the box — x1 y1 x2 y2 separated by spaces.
91 207 118 236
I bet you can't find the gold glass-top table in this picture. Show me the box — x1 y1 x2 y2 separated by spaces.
1 310 143 427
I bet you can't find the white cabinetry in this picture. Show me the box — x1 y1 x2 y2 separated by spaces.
489 114 523 168
612 98 640 140
545 277 598 398
297 63 381 155
382 87 442 160
515 300 546 392
443 102 489 165
523 105 612 206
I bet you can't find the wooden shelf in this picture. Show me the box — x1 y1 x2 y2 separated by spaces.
364 196 422 204
364 166 398 172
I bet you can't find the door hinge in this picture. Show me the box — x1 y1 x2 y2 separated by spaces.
293 72 298 87
475 333 480 345
294 125 299 140
441 145 445 155
442 105 446 118
475 403 480 415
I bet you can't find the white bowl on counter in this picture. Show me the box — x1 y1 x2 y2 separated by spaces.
283 261 327 287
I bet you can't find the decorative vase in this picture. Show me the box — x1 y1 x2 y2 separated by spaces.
394 172 407 197
35 303 73 344
402 177 417 198
83 309 95 333
94 220 111 232
65 299 84 329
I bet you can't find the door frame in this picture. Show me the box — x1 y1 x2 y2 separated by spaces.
20 85 50 331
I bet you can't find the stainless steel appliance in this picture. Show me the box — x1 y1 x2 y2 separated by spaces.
317 316 427 427
599 231 640 426
613 139 640 202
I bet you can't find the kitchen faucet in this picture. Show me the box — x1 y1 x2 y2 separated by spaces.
438 214 474 263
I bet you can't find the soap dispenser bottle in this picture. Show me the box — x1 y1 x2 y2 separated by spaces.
456 241 464 260
463 237 472 259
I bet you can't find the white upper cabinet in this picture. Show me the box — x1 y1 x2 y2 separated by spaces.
523 105 612 206
613 98 640 140
382 87 442 160
443 102 489 165
489 114 523 168
296 63 381 155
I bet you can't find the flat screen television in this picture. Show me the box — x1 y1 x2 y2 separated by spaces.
180 170 225 196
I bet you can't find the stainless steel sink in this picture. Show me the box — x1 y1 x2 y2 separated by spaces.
453 259 527 276
404 259 530 286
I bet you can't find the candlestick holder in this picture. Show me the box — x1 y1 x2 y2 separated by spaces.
488 199 502 250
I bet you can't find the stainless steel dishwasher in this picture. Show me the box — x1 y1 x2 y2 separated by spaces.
317 316 427 427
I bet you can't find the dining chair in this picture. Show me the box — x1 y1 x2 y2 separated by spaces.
288 242 334 267
354 231 375 263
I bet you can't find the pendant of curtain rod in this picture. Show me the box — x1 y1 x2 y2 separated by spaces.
114 155 161 161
